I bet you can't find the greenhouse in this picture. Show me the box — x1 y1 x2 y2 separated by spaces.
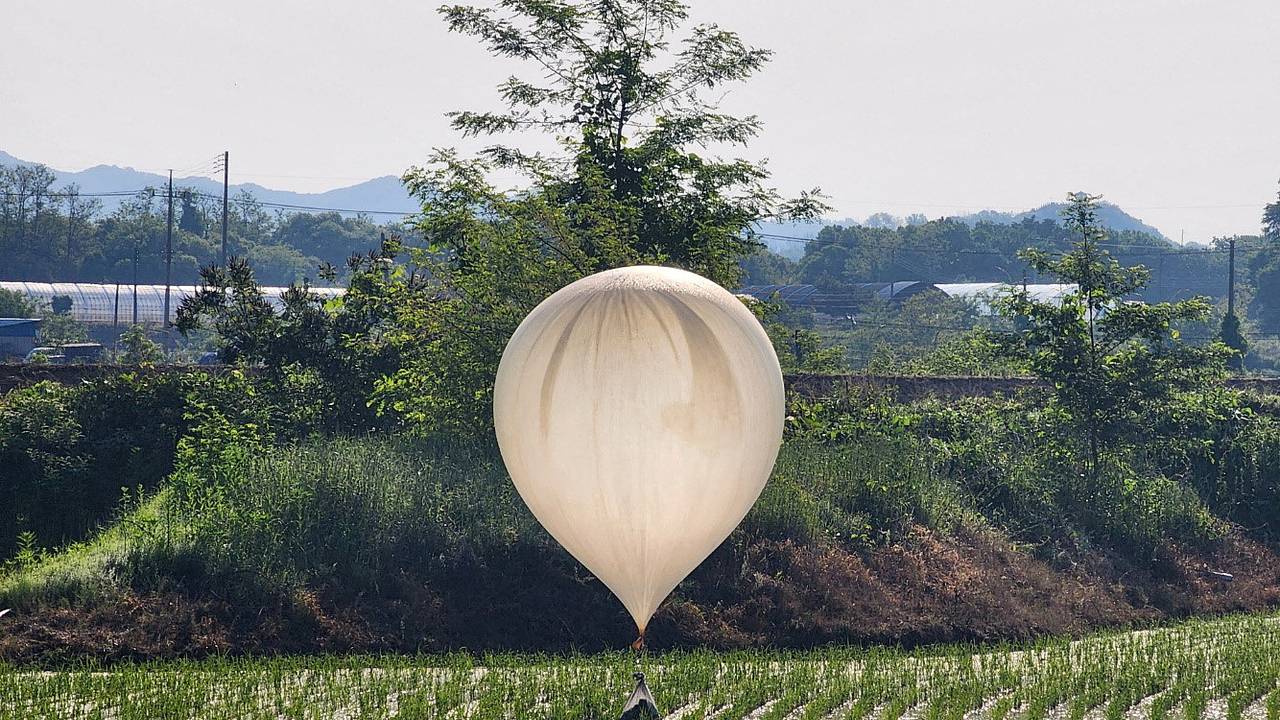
0 282 343 326
934 282 1076 315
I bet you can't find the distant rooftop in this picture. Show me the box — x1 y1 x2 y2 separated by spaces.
738 281 1076 316
738 282 937 314
0 317 41 337
0 282 343 325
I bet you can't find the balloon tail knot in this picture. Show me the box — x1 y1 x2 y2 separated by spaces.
631 633 646 653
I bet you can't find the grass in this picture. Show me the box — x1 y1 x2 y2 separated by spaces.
2 430 1268 659
0 434 961 609
1 613 1278 719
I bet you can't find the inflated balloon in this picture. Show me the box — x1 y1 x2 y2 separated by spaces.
493 265 785 637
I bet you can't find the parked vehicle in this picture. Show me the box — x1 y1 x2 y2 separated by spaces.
61 343 104 363
25 347 66 364
24 343 103 364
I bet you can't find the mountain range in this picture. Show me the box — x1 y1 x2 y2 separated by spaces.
759 205 1169 259
2 150 1169 258
0 150 420 217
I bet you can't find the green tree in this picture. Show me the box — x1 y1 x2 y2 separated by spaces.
848 291 986 372
1251 183 1280 334
1219 311 1247 371
178 189 204 235
434 0 823 285
769 326 847 374
0 164 62 279
0 289 38 317
116 324 164 365
176 253 403 431
231 189 276 248
60 184 100 268
97 190 165 284
37 313 88 346
998 192 1229 476
272 212 383 269
1264 181 1280 242
245 243 313 285
373 0 823 431
32 293 89 346
740 248 797 285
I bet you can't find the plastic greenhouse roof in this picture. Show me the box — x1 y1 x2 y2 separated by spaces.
0 282 343 326
934 283 1076 313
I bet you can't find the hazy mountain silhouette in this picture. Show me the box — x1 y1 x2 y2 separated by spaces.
961 203 1167 239
3 151 1166 253
758 202 1167 259
0 150 419 217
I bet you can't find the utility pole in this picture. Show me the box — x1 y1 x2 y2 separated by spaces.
164 170 174 328
220 150 229 266
1228 236 1237 317
131 243 139 325
134 188 154 326
65 192 77 261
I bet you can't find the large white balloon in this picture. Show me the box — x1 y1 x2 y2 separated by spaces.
493 265 785 634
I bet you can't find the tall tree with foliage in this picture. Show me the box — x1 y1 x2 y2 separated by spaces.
1265 181 1280 242
432 0 823 286
998 192 1229 477
370 0 825 431
1250 183 1280 335
0 289 38 318
177 252 407 431
115 324 164 365
1219 310 1247 371
178 190 204 236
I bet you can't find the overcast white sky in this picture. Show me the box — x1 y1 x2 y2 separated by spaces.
2 0 1277 242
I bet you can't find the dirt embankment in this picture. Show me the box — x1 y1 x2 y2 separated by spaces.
3 527 1276 664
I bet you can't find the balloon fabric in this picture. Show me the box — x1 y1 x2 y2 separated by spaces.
493 265 785 635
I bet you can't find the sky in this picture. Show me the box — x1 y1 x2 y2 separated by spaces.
1 0 1277 242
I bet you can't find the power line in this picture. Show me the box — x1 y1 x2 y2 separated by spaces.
183 190 415 217
2 185 1265 259
776 198 1264 212
1 190 151 199
3 187 417 218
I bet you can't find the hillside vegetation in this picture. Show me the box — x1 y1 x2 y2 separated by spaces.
5 0 1280 669
6 370 1280 661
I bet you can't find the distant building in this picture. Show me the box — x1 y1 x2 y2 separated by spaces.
934 283 1076 315
0 282 344 326
737 281 1078 318
737 282 939 315
0 318 41 360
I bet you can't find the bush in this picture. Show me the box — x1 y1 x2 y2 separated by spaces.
165 436 535 594
0 367 340 561
747 437 966 546
0 375 185 558
786 388 1223 554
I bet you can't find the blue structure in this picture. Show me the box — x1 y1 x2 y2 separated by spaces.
0 318 41 360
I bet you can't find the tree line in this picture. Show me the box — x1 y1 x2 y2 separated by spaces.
745 189 1280 346
0 164 412 286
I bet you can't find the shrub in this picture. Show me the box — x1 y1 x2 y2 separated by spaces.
165 436 536 594
0 367 334 561
0 374 184 558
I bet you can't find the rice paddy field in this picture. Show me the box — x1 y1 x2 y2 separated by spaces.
3 613 1280 720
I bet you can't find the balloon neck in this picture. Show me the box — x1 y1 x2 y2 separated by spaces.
631 631 646 653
